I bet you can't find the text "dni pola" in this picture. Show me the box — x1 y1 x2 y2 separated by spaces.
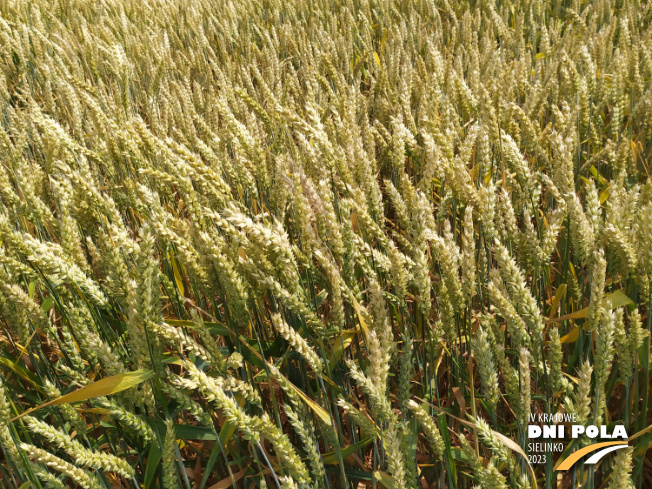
528 424 627 439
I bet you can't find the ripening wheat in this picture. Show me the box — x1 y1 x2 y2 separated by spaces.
0 0 652 488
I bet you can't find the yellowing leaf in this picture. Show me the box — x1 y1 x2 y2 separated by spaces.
170 254 185 297
283 377 332 425
548 284 567 319
562 371 580 384
374 52 381 68
0 356 41 390
330 330 356 364
589 165 608 186
11 370 153 422
74 407 113 415
484 168 493 185
350 296 370 338
630 139 643 171
628 422 652 442
547 290 633 322
560 326 580 343
374 470 396 489
452 386 466 414
599 188 610 204
162 355 183 366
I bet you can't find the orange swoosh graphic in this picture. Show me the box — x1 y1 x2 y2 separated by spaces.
555 441 626 471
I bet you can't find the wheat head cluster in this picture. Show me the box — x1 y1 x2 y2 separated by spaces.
0 0 651 488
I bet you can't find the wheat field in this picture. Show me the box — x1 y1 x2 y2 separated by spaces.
0 0 651 488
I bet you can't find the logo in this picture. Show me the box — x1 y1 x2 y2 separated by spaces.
527 413 629 470
555 442 629 470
